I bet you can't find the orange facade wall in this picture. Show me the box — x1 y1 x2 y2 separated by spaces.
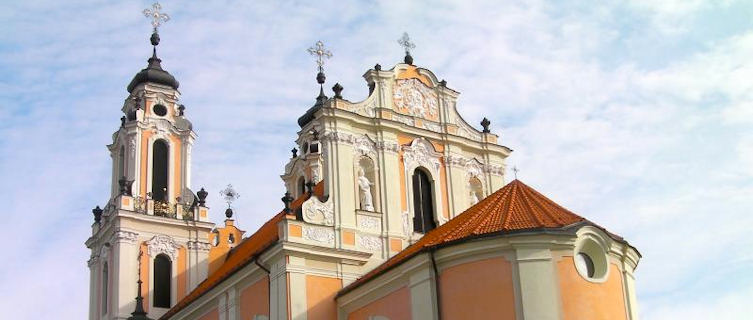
198 308 219 320
240 278 269 320
439 257 516 320
557 257 627 320
177 246 187 300
306 275 342 320
139 242 150 313
347 286 411 320
139 131 153 198
170 135 182 199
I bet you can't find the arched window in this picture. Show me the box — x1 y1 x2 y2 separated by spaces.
412 168 436 233
153 254 171 308
152 140 169 202
102 262 108 314
118 145 126 178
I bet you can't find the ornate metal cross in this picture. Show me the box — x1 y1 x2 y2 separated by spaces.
307 41 332 72
143 2 170 31
398 32 416 55
512 166 519 179
219 184 240 208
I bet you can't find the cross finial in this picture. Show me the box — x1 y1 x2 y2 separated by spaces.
398 32 416 55
219 184 240 209
512 166 519 180
307 41 332 73
143 2 170 32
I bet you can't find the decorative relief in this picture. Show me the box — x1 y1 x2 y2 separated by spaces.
357 234 382 252
353 135 377 157
402 211 411 236
147 234 181 260
302 196 334 226
358 215 381 232
112 230 139 244
347 99 376 117
376 140 400 154
323 131 399 155
303 226 335 245
484 164 505 176
422 120 441 133
393 78 439 121
402 138 441 174
187 241 211 251
128 136 137 159
466 159 484 179
455 118 482 141
392 113 415 127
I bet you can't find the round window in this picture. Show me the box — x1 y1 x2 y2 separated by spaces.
153 104 168 116
574 237 608 281
575 252 595 278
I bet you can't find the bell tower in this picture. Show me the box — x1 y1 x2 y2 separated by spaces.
86 3 215 320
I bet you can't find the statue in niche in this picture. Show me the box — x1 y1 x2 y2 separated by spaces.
357 168 375 211
470 191 480 206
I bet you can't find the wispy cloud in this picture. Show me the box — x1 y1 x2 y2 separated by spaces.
0 0 750 318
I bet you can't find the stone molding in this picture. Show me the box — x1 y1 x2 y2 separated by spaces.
147 234 181 261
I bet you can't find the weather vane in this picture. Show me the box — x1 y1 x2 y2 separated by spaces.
143 2 170 32
398 32 416 56
307 40 332 72
219 184 240 208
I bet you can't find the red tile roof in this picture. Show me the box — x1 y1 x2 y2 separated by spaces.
338 179 589 296
161 182 325 319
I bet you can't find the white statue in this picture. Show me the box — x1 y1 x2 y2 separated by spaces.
470 191 480 206
357 168 375 211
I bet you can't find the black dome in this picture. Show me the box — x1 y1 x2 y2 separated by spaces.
127 54 179 93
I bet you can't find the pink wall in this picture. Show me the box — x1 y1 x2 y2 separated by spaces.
240 278 269 320
439 257 516 320
347 286 411 320
558 257 627 320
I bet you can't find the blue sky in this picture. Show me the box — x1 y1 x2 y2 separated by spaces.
1 0 752 318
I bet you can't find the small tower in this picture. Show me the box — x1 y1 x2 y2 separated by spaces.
85 3 215 319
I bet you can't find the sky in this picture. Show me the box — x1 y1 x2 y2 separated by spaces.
0 0 751 318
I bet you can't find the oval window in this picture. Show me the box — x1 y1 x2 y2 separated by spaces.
153 104 168 116
575 252 595 278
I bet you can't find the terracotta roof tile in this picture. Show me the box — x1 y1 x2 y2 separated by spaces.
160 182 325 319
338 179 587 296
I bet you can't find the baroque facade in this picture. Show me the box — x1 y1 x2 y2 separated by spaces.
86 5 640 320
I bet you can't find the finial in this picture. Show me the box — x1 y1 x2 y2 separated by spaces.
332 83 343 99
282 192 294 214
439 79 447 87
143 2 170 33
308 41 332 104
291 147 298 158
92 206 103 224
512 166 519 180
225 208 234 219
128 249 152 320
219 184 240 208
398 32 416 65
374 63 382 71
178 104 185 116
196 187 208 206
481 117 491 133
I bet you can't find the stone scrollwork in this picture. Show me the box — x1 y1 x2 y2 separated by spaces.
357 234 382 252
187 241 211 251
358 215 381 232
402 211 411 237
353 134 377 158
485 164 505 176
303 226 335 245
376 140 400 154
147 234 181 261
112 230 139 244
348 98 376 117
402 138 442 175
302 196 334 226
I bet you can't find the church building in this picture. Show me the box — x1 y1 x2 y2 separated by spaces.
85 3 641 320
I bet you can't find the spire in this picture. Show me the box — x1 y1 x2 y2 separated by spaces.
398 32 416 65
127 2 178 93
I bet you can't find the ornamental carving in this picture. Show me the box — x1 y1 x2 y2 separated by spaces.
455 118 482 141
303 226 335 245
147 234 181 260
353 135 377 157
302 196 334 226
187 241 211 251
358 215 381 232
112 230 139 244
347 98 376 117
402 138 441 174
393 79 439 121
402 211 411 236
392 113 415 126
376 141 400 154
422 121 441 133
128 136 137 159
466 159 484 179
357 234 382 252
485 164 505 176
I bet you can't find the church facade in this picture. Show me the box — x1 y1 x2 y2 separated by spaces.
86 4 641 320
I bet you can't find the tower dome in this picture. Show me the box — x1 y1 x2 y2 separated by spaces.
126 31 179 93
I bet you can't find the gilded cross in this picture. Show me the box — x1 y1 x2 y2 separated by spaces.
307 41 332 72
143 2 170 31
398 32 416 55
